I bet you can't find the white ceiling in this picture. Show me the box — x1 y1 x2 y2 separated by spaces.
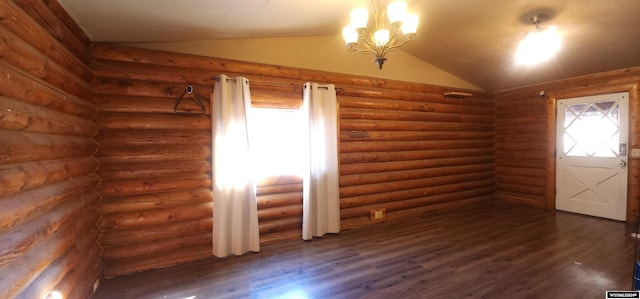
57 0 640 91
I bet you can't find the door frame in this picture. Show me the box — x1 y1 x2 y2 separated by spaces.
545 83 639 223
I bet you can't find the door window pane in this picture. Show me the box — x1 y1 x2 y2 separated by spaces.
563 101 620 157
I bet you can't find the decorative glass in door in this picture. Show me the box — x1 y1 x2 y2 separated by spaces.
562 101 620 157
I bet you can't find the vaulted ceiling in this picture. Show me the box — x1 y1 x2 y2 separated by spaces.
58 0 640 92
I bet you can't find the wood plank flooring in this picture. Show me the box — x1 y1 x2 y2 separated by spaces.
93 201 636 299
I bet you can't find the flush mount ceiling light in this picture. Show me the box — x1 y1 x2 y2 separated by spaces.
342 0 419 69
515 13 561 65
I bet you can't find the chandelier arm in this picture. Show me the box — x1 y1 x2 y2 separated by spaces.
379 48 391 57
359 35 386 58
352 42 378 55
379 46 396 58
378 45 390 58
388 28 402 42
379 42 401 58
356 48 379 56
391 38 413 49
382 31 401 55
390 26 414 45
372 0 384 29
380 39 412 57
360 34 376 49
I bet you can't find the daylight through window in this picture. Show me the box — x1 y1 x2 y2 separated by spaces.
250 107 306 181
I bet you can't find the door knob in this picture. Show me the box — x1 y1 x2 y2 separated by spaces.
620 160 627 168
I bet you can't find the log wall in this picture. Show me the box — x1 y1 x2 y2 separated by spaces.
0 0 101 298
495 67 640 221
4 0 639 291
338 87 496 228
91 44 495 277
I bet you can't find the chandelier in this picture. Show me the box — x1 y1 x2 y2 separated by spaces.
342 0 419 69
515 14 561 65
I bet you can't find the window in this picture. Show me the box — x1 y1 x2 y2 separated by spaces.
249 107 306 181
563 100 620 157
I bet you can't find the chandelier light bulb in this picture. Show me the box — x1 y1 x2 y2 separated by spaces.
342 25 359 48
349 8 369 30
387 1 407 27
401 14 419 37
374 29 390 47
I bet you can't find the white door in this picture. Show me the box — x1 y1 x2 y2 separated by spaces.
556 92 628 221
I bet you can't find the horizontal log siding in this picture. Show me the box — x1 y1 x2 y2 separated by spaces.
92 55 308 277
257 176 303 244
93 70 214 277
339 90 496 228
493 92 549 207
91 43 495 276
494 67 640 221
0 0 100 298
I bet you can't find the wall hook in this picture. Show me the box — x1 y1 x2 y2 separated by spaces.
174 85 206 114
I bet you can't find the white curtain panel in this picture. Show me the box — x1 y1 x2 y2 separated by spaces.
211 74 260 257
302 82 340 241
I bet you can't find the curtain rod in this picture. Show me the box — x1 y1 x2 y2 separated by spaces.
214 77 236 82
304 85 330 90
212 76 342 91
213 77 294 88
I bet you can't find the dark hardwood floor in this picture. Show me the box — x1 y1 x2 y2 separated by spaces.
93 201 636 299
